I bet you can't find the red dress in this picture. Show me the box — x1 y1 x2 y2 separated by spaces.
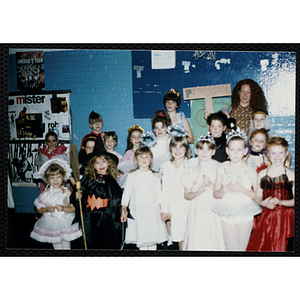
246 169 294 252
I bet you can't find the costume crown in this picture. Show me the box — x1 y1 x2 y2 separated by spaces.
165 88 180 98
167 124 187 137
128 125 144 134
197 132 215 145
226 127 247 144
140 131 157 148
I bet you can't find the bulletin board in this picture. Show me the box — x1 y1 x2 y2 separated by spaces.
132 50 226 119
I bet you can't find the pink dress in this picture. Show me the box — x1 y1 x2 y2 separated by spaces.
181 158 225 251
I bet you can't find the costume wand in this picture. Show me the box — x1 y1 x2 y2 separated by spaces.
70 144 87 250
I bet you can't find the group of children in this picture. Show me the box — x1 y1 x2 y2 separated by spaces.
29 87 295 252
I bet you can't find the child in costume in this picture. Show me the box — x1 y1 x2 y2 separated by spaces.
30 158 82 249
75 151 123 249
80 111 106 152
104 131 123 163
78 136 97 176
248 109 274 141
160 136 192 250
181 134 225 251
120 146 167 250
244 128 269 173
246 137 294 252
212 128 262 251
163 88 194 144
118 125 143 187
144 110 172 172
35 131 72 194
206 111 231 162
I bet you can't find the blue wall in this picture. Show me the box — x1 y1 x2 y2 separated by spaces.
9 49 296 212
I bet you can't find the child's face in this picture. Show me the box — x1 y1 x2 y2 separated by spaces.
226 140 248 163
105 136 117 151
89 120 103 133
253 113 266 129
195 143 215 162
267 145 288 167
165 100 177 112
208 120 226 138
153 122 168 138
171 143 186 160
238 84 251 107
135 153 152 171
85 140 95 154
94 157 109 175
249 133 267 153
130 130 141 150
45 135 58 151
49 173 63 190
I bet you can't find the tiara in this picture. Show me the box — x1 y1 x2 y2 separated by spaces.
197 133 215 145
167 124 187 137
128 125 144 134
166 88 180 98
226 127 247 144
140 131 157 148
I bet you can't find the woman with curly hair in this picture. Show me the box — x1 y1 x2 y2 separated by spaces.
221 79 268 135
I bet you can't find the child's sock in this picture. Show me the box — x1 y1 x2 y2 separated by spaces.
167 235 173 246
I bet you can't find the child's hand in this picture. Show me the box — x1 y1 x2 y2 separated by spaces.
197 184 206 194
56 205 64 211
261 196 277 210
120 206 128 223
75 190 82 199
161 212 171 222
231 180 246 193
47 206 55 213
224 181 235 193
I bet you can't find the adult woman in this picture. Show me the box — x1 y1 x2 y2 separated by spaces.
221 79 268 135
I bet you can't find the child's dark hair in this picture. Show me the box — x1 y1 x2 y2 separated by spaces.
132 146 156 173
206 111 228 126
249 128 269 143
89 110 103 124
104 131 118 143
163 89 181 109
126 125 143 152
45 131 58 142
195 140 216 150
44 163 67 187
169 136 192 161
151 110 172 130
86 154 118 180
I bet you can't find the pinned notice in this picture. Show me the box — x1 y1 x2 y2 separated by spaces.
151 51 176 69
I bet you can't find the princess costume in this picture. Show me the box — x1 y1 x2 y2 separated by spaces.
246 168 294 252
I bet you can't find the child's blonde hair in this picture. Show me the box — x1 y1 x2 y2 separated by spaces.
86 155 118 180
169 136 191 161
44 164 67 187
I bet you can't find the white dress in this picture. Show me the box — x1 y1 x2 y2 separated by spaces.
121 170 167 248
151 135 171 172
160 160 190 242
181 158 225 251
30 187 82 244
211 162 262 224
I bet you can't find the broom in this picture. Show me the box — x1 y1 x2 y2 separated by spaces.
69 144 87 250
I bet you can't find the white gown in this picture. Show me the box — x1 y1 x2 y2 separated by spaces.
160 160 190 242
121 170 167 248
181 158 225 251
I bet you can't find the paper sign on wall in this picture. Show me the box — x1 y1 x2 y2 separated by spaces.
151 51 176 69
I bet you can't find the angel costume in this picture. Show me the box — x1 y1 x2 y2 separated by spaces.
150 135 171 172
212 162 262 224
160 159 190 242
121 169 167 248
181 158 225 251
30 186 82 245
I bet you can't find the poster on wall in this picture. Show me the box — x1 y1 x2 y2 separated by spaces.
8 90 72 186
16 51 45 91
